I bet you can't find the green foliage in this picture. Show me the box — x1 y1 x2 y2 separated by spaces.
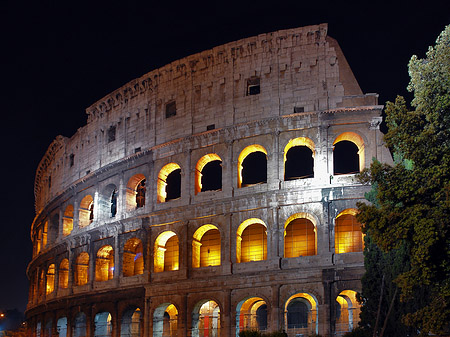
357 24 450 336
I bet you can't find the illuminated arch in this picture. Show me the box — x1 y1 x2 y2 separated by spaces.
157 163 181 203
236 297 268 336
99 184 118 218
284 137 315 180
95 245 114 281
46 264 55 295
56 317 67 337
123 238 144 277
79 195 94 228
284 293 318 335
59 259 69 289
126 174 146 211
72 312 87 337
192 225 221 268
336 290 361 335
154 231 179 272
75 252 89 286
94 312 112 337
335 209 363 254
153 304 178 337
63 205 74 236
236 218 267 263
42 221 48 247
121 307 142 337
284 213 317 257
238 145 268 188
192 300 221 337
195 154 222 194
333 132 365 174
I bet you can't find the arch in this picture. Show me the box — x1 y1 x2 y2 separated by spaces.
49 213 59 243
192 225 221 268
95 245 114 282
79 195 94 228
36 228 42 254
335 290 361 335
157 163 181 203
59 259 69 289
154 231 179 272
195 154 222 194
333 132 365 175
235 297 268 336
192 300 220 337
38 269 45 300
75 252 89 286
284 137 315 180
99 184 118 219
284 213 317 257
72 312 86 337
94 312 112 337
153 304 178 337
126 174 146 211
123 238 144 277
56 317 67 337
284 293 318 336
236 218 267 263
238 145 268 188
335 209 363 254
63 205 74 236
121 307 142 337
46 264 55 295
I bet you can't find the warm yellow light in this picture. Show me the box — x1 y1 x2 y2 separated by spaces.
154 231 179 272
237 145 267 188
195 154 222 194
237 219 267 263
126 174 146 210
285 293 317 311
157 163 181 203
63 204 74 236
283 137 315 163
79 195 94 228
335 209 363 254
333 132 365 171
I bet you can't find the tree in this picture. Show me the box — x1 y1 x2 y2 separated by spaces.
357 25 450 335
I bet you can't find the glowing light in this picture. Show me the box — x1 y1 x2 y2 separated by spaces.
333 132 365 171
157 163 181 203
237 145 267 188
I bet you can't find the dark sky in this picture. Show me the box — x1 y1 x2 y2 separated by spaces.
0 0 448 313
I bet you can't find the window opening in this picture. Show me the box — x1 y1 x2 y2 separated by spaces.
69 154 74 167
201 160 222 192
75 252 89 286
335 211 363 253
59 259 69 289
108 126 116 143
136 179 146 208
206 124 215 131
111 189 117 217
284 217 316 257
241 152 267 186
166 169 181 201
95 246 114 282
285 146 314 180
294 106 304 113
46 264 55 295
123 238 144 277
154 231 179 272
165 101 176 118
333 140 359 174
246 77 260 96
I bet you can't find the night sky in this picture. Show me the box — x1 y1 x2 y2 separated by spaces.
1 0 448 314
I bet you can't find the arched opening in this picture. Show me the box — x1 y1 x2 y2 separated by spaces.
46 264 55 295
94 312 112 337
335 209 363 254
35 229 42 255
238 145 267 188
95 245 114 282
79 195 94 228
192 225 221 268
153 304 178 337
42 221 48 247
333 132 365 175
192 300 220 337
49 213 59 243
236 297 267 336
284 138 315 180
63 205 74 236
195 154 222 194
56 317 67 337
284 214 317 258
72 313 86 337
36 322 42 337
126 174 146 211
335 290 361 336
75 252 89 286
154 231 179 272
121 307 142 337
123 238 144 277
236 219 267 263
157 163 181 203
285 293 318 336
59 259 69 289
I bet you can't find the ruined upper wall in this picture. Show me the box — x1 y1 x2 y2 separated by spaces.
34 23 378 213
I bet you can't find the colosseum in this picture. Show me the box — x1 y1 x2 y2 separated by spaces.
26 23 393 337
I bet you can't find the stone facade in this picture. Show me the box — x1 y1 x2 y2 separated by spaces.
27 23 392 337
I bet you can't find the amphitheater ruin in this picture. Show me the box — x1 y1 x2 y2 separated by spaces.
26 23 393 337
